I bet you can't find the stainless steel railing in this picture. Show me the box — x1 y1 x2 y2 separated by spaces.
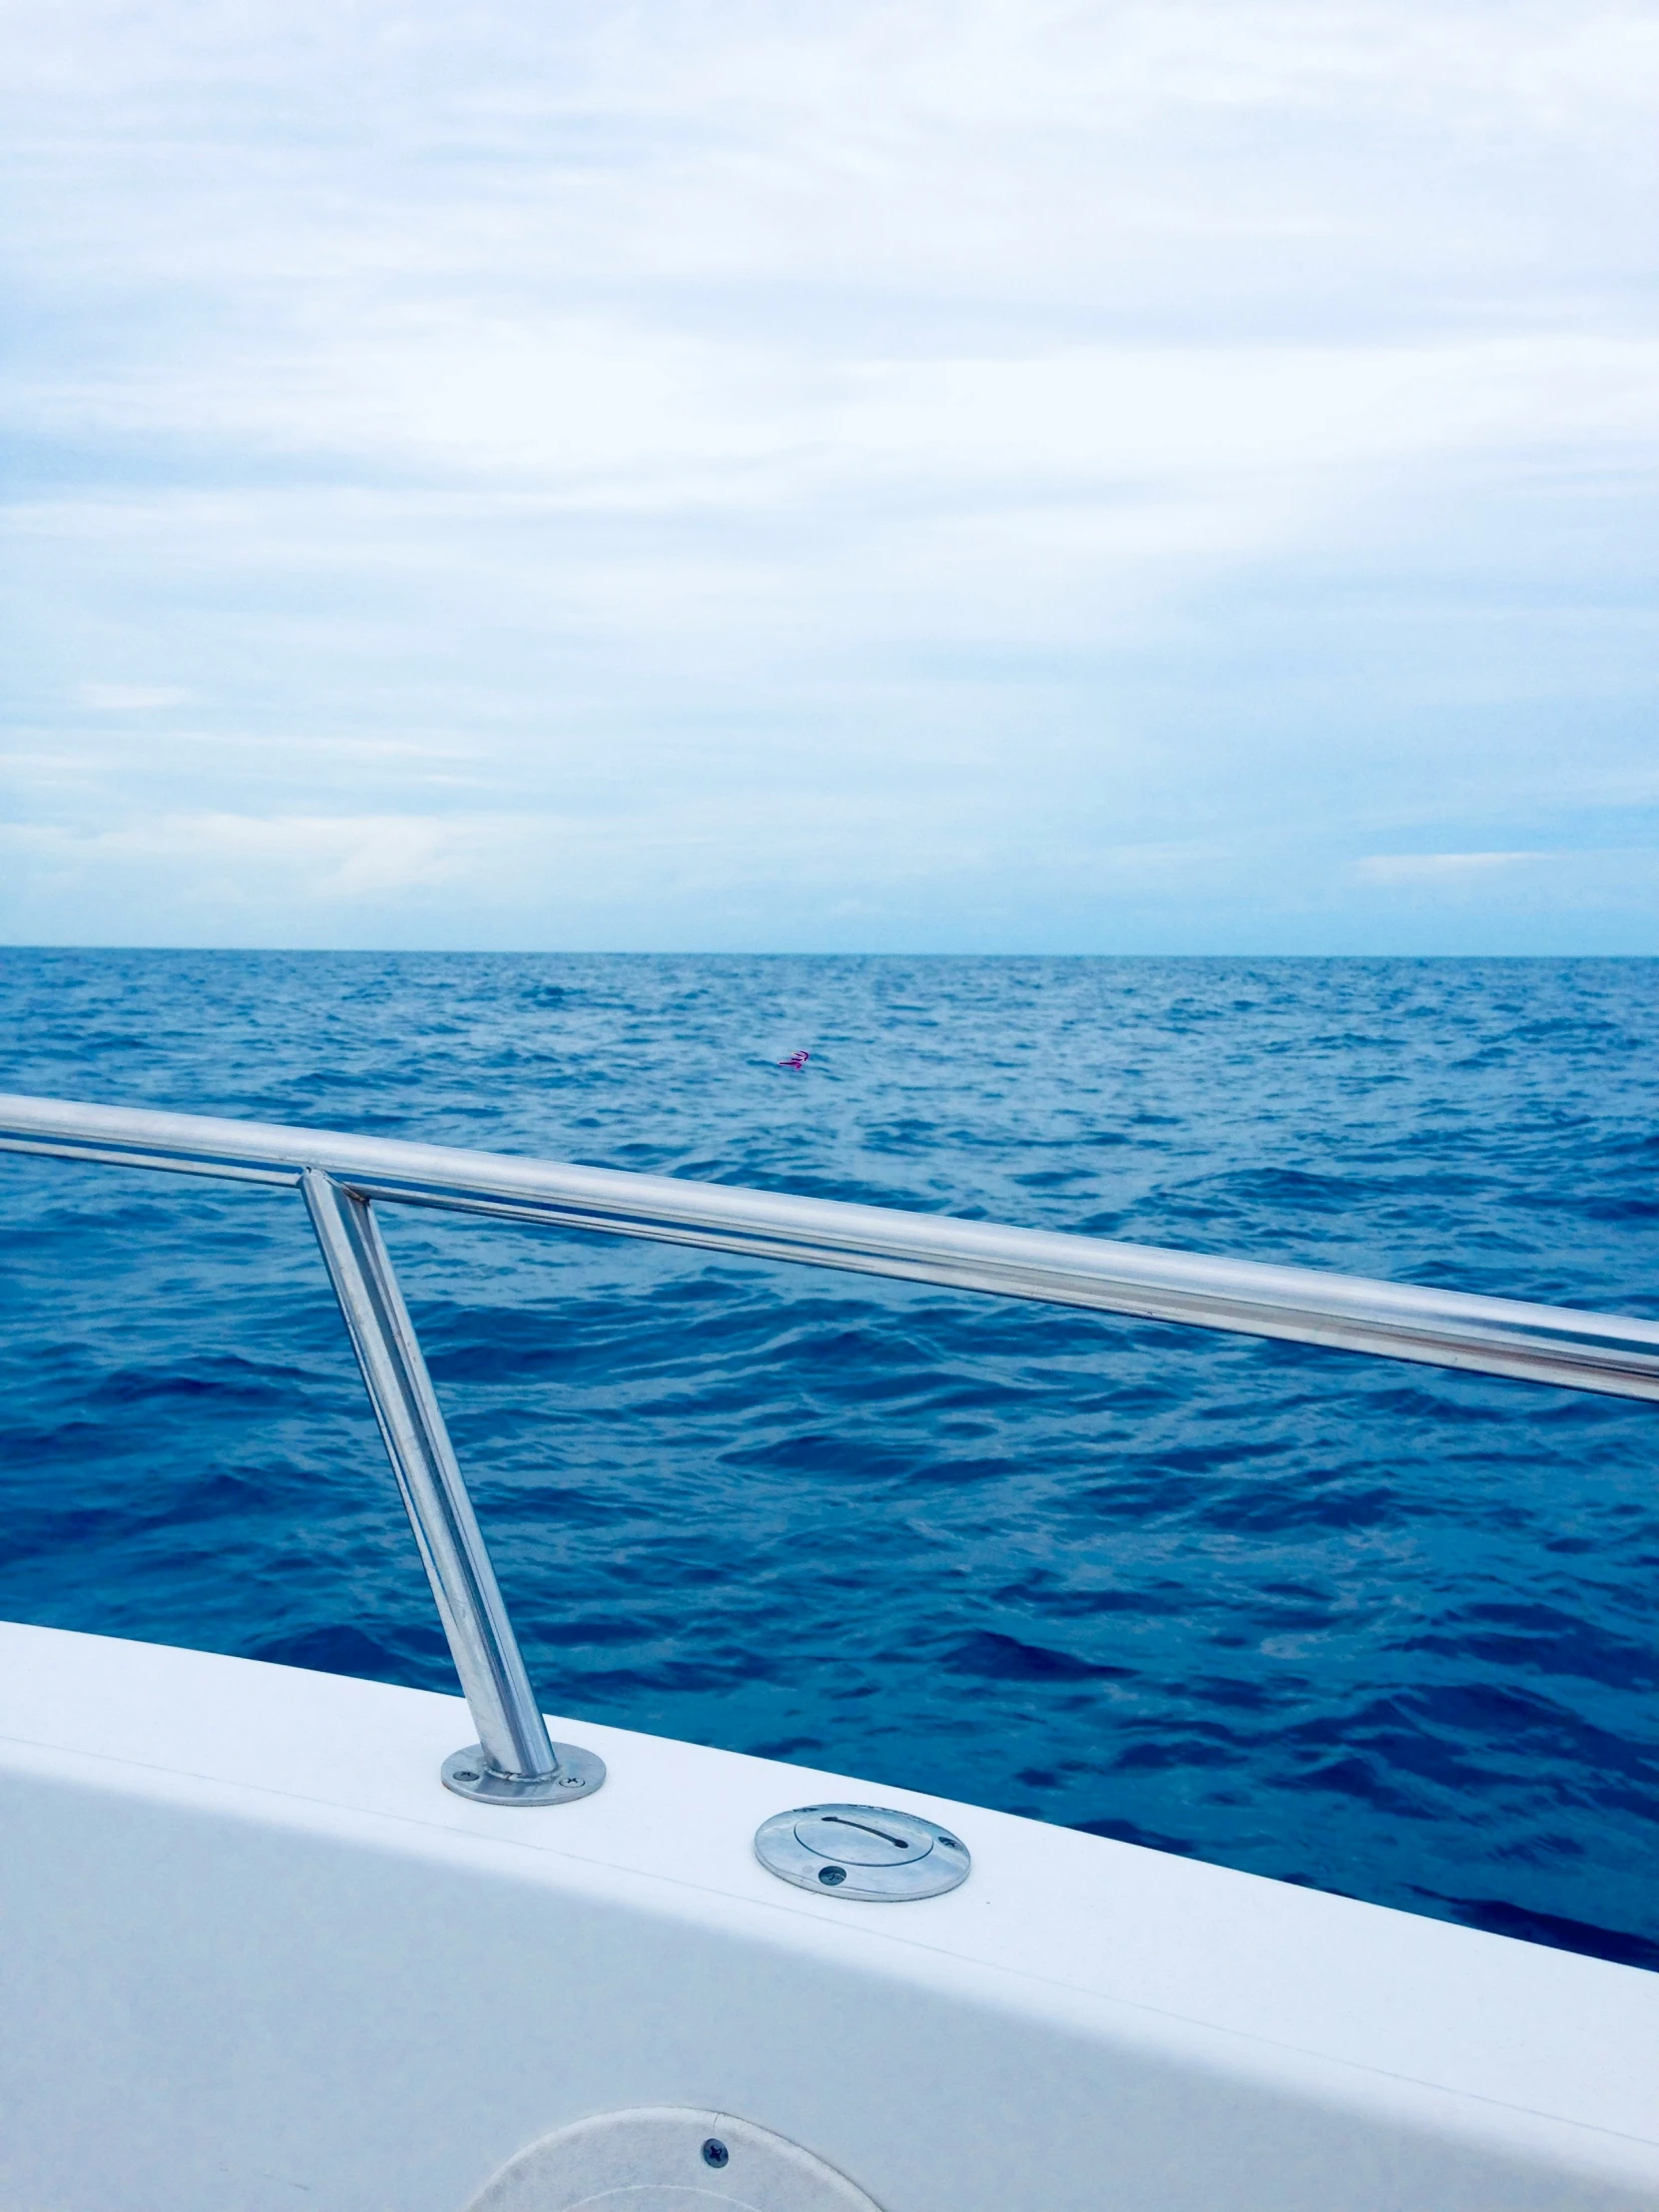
5 1089 1658 1803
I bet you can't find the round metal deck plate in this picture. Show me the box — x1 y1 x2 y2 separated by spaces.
754 1803 970 1900
441 1743 606 1806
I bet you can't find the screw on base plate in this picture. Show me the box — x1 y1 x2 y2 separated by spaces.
441 1742 606 1805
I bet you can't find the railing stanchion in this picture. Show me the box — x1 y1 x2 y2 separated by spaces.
300 1169 604 1806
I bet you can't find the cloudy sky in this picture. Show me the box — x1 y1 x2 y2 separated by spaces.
3 1 1657 951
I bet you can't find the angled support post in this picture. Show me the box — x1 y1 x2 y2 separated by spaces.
301 1168 604 1806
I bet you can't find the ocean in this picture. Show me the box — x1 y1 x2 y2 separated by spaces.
1 948 1655 1969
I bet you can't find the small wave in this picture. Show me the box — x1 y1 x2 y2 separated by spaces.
2 948 1655 1970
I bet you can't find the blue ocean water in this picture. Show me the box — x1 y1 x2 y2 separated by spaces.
1 949 1656 1970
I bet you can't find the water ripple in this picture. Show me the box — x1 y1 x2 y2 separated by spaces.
1 948 1655 1971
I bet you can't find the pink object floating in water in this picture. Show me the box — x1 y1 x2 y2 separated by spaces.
778 1049 810 1072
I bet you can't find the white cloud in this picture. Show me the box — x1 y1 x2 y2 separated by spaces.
1352 850 1659 916
1354 851 1547 883
1 814 478 905
3 1 1658 949
76 685 192 712
0 790 996 913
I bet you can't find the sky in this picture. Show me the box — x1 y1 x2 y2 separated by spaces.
2 0 1657 953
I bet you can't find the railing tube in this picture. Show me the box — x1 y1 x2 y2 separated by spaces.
301 1170 604 1806
6 1090 1659 1402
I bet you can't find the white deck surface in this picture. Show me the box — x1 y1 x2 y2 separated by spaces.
2 1619 1656 2210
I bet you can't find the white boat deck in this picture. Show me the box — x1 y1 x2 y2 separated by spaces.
2 1619 1655 2210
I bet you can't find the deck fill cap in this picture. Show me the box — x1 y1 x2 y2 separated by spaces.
755 1803 970 1900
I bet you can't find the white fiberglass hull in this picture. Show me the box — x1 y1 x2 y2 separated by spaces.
2 1619 1655 2211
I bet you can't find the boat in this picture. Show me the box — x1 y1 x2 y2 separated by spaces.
2 1089 1656 2211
